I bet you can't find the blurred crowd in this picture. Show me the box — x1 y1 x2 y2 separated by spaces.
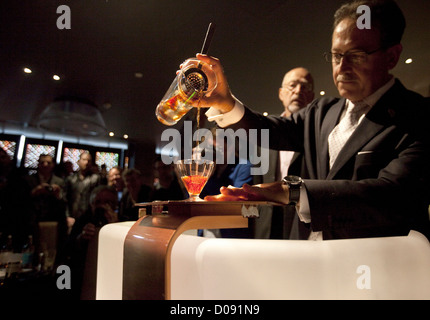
0 149 187 299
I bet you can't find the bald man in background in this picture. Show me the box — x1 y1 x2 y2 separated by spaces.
279 67 315 117
252 67 315 239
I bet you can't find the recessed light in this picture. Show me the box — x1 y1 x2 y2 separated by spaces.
405 58 413 64
263 112 268 116
109 132 114 137
23 67 32 74
102 102 112 110
53 75 61 80
123 134 129 139
320 90 326 96
134 72 143 78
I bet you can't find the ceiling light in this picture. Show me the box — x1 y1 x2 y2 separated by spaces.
102 102 112 110
37 97 107 136
123 134 129 139
263 112 268 116
320 91 326 96
405 58 413 64
24 67 32 74
109 132 115 137
53 75 61 80
134 72 143 78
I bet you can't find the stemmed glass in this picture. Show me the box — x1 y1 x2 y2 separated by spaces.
174 159 214 201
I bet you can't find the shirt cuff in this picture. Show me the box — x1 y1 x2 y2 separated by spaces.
297 182 311 223
205 99 245 128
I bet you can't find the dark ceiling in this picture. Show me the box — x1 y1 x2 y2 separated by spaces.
1 0 429 149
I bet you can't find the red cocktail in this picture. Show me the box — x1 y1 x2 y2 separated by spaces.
181 175 209 196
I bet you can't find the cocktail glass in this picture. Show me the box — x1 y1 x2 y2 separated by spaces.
174 159 214 201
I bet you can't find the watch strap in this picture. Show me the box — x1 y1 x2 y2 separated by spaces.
288 184 301 205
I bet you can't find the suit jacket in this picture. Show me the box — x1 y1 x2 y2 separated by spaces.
230 80 430 240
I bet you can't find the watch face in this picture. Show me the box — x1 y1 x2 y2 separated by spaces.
285 175 302 184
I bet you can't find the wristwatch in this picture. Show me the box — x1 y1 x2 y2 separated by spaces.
282 175 303 205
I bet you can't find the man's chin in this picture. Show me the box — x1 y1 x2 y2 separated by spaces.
288 103 303 113
337 84 361 100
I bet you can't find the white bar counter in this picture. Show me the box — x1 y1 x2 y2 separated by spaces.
96 201 430 300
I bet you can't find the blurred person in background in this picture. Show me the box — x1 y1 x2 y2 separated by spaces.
0 148 35 251
107 166 125 197
151 155 186 201
64 152 101 231
119 168 151 221
25 154 68 264
67 185 119 299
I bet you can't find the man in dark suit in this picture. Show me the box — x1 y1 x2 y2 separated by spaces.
253 68 314 239
200 0 430 240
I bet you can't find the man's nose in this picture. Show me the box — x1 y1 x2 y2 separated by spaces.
291 84 303 93
337 56 353 71
294 84 309 97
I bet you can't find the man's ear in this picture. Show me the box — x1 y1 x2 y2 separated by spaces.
386 43 403 70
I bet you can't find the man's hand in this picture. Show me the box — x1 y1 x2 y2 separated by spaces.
50 183 63 199
204 182 290 204
188 54 236 113
81 223 96 241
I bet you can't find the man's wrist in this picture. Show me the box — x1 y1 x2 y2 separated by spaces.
205 98 245 127
213 95 235 113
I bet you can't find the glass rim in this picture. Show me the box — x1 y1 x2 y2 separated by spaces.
174 159 214 165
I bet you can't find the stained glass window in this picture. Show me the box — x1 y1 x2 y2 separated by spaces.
0 140 17 159
24 144 56 173
63 147 89 172
95 151 119 172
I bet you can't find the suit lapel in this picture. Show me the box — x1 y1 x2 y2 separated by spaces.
327 117 385 179
326 83 399 180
